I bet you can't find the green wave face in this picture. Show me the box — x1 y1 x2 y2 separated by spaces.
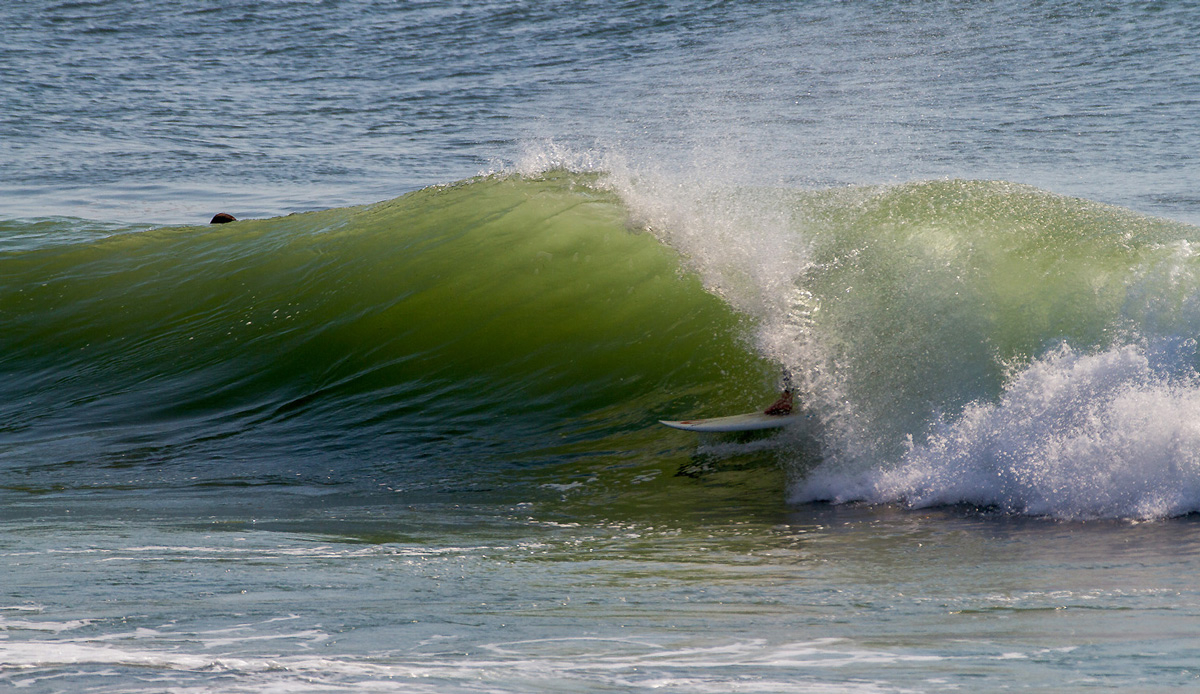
0 173 776 487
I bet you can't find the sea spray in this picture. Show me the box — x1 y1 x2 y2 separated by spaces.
532 151 1200 518
780 184 1200 519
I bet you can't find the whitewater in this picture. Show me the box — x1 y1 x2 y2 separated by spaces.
4 1 1200 692
587 159 1200 521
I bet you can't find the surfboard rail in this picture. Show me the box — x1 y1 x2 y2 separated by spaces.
659 411 806 433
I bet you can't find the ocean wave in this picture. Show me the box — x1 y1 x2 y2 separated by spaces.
5 168 1200 519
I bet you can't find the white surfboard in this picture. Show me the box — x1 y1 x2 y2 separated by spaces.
659 411 805 433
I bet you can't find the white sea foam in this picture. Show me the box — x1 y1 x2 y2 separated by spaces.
0 635 940 693
0 605 91 634
795 342 1200 520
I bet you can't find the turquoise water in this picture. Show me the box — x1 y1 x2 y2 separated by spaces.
4 1 1200 691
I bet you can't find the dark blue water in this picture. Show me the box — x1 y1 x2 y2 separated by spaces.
4 1 1199 223
4 1 1200 692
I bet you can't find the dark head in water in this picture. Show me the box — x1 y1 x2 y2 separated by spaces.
210 213 237 224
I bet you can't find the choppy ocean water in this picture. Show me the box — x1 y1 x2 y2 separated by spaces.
3 1 1200 691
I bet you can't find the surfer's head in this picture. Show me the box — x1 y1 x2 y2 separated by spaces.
210 213 237 224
